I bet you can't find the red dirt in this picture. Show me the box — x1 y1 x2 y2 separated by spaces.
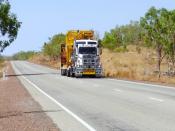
0 63 59 131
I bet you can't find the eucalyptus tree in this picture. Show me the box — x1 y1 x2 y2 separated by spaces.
0 0 21 52
140 7 172 77
42 34 65 60
163 9 175 72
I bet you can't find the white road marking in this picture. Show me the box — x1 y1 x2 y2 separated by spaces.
12 62 96 131
149 97 164 102
113 89 123 92
108 78 175 90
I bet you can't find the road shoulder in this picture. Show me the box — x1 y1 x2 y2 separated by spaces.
0 62 59 131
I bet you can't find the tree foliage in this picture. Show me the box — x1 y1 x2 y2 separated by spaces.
0 0 21 52
42 33 65 60
102 21 142 50
13 51 36 60
140 7 175 76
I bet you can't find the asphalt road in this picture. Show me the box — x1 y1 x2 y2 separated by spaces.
11 61 175 131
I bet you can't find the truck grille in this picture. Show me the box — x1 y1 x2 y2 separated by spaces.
82 55 97 68
83 59 95 68
83 55 95 59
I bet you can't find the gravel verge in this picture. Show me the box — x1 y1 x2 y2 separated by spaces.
0 62 59 131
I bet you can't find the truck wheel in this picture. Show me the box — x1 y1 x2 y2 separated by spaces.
70 69 75 77
75 73 80 78
61 69 66 76
72 73 75 77
67 69 70 77
61 69 64 76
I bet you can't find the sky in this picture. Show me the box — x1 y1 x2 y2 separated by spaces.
2 0 175 55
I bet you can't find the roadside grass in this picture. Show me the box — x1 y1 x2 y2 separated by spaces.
0 59 5 78
101 45 175 84
29 53 60 69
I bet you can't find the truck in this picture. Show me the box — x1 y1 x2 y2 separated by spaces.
60 30 103 78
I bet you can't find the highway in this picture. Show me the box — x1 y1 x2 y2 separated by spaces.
11 61 175 131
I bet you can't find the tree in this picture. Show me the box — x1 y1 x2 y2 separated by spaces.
102 21 142 50
0 0 21 52
162 9 175 73
42 33 65 60
13 51 36 60
102 30 118 49
140 7 170 77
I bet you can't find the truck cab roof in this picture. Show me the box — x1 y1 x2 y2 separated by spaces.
75 39 97 42
75 40 98 47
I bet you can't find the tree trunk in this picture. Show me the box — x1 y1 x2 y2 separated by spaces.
156 44 162 78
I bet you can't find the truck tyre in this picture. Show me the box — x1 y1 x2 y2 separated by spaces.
61 69 66 76
75 73 80 78
70 68 75 77
67 69 70 77
61 69 64 76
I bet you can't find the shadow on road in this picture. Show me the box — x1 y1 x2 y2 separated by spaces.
0 109 62 119
6 72 59 77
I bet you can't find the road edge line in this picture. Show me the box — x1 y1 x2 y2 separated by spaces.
11 61 96 131
109 78 175 90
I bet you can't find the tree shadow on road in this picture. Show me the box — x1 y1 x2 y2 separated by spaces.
5 72 59 77
0 109 62 119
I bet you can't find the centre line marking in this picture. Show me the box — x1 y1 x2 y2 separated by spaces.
149 97 164 102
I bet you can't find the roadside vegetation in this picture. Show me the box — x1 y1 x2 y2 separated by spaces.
0 0 21 78
0 55 4 77
42 33 65 60
101 7 175 81
0 0 21 52
12 51 37 60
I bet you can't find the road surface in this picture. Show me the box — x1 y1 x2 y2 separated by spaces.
11 61 175 131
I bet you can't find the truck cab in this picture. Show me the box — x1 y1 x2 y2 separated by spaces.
71 39 102 77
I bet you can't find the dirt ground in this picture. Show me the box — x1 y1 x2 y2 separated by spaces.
0 63 59 131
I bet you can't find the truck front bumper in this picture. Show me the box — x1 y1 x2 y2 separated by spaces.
75 67 103 77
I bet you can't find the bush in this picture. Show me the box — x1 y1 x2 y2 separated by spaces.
13 51 37 60
42 33 65 60
102 21 143 50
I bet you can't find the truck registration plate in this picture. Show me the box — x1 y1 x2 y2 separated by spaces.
83 69 95 75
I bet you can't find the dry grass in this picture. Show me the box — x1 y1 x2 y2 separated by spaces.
0 60 5 78
29 54 60 69
101 45 175 85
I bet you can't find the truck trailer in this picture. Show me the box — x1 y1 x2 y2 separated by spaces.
60 30 103 78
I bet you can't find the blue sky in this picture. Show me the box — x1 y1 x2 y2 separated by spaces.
2 0 175 55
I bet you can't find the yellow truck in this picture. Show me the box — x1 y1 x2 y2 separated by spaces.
61 30 102 78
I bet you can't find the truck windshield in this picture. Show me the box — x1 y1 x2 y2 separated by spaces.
88 42 97 45
79 47 97 54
